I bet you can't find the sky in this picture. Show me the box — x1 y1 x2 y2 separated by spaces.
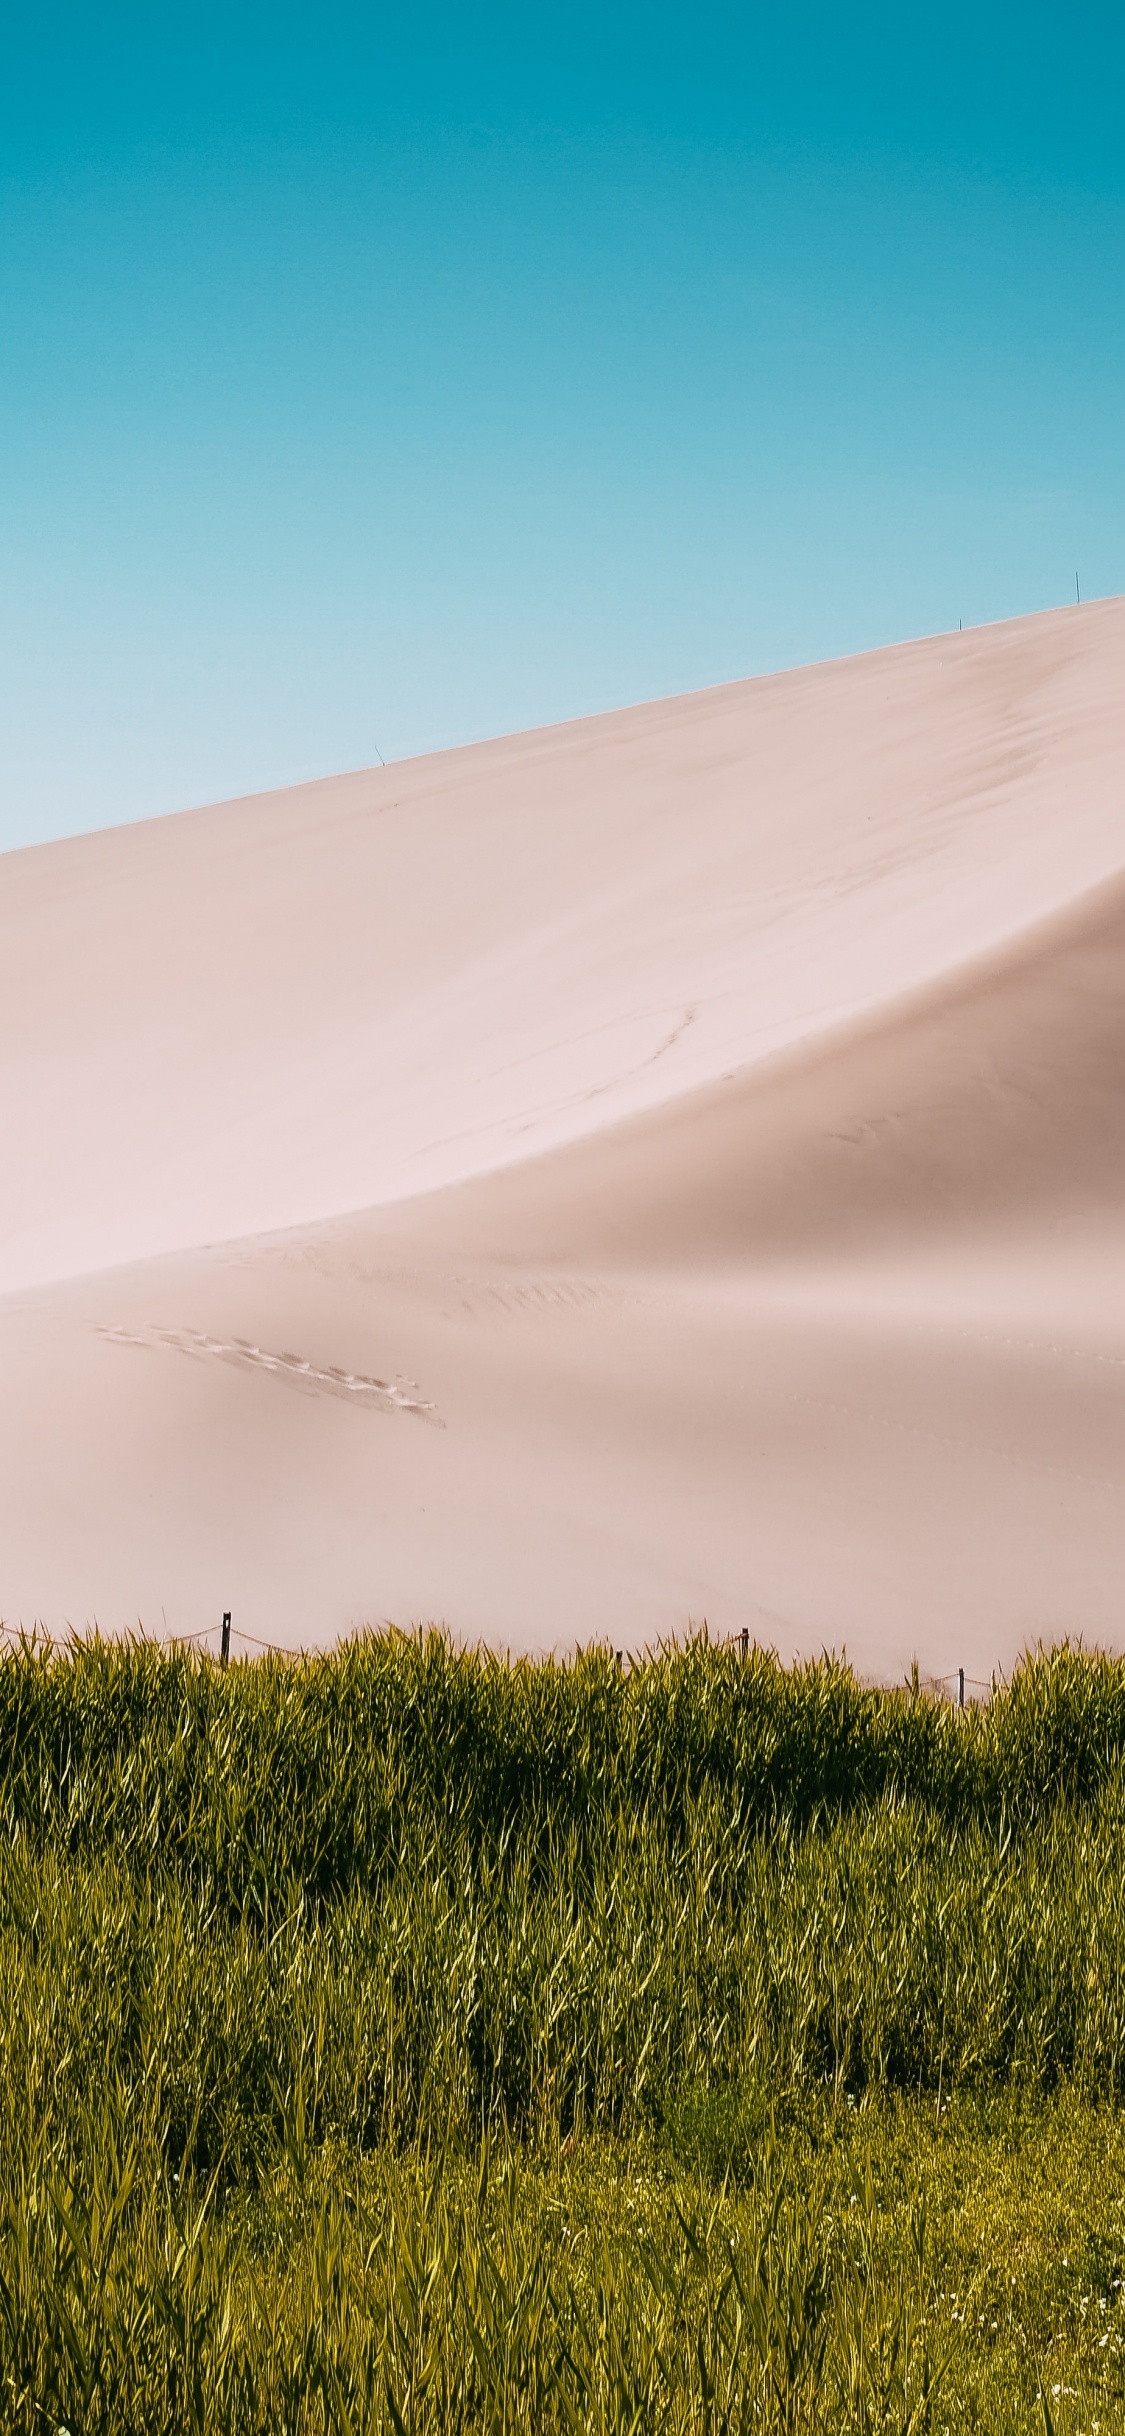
1 3 1123 849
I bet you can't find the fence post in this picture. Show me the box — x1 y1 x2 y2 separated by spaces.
221 1611 231 1666
958 1666 965 1710
740 1628 749 1662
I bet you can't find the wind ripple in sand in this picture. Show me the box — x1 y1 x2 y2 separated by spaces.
96 1325 443 1424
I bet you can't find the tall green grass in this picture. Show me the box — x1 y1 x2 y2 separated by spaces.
2 1631 1125 2429
6 1633 1125 1893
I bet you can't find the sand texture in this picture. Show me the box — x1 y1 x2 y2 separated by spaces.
2 599 1124 1674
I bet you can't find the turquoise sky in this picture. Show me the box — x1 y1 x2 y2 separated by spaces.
2 4 1122 846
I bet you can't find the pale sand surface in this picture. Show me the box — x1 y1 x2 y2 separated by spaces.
2 599 1123 1673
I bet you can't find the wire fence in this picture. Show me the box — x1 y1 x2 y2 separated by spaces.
0 1616 301 1662
713 1631 996 1704
0 1615 1004 1696
166 1619 301 1660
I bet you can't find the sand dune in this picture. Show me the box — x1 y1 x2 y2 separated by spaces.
2 600 1123 1673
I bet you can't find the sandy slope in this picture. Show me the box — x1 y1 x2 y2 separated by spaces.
2 599 1123 1673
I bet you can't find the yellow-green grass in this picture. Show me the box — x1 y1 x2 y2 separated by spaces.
2 1631 1125 2430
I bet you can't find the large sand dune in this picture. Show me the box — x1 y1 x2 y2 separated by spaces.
2 600 1123 1674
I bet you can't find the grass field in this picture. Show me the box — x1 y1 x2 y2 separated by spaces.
2 1630 1125 2431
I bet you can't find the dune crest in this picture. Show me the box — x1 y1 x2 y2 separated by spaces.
2 600 1123 1671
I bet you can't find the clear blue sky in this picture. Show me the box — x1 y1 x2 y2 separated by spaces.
2 3 1122 847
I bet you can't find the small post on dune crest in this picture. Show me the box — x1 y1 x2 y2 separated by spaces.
740 1627 749 1663
221 1611 231 1667
958 1666 965 1711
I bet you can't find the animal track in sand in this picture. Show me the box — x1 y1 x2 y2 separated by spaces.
95 1325 443 1423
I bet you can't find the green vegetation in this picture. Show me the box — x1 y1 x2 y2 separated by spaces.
2 1630 1125 2430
